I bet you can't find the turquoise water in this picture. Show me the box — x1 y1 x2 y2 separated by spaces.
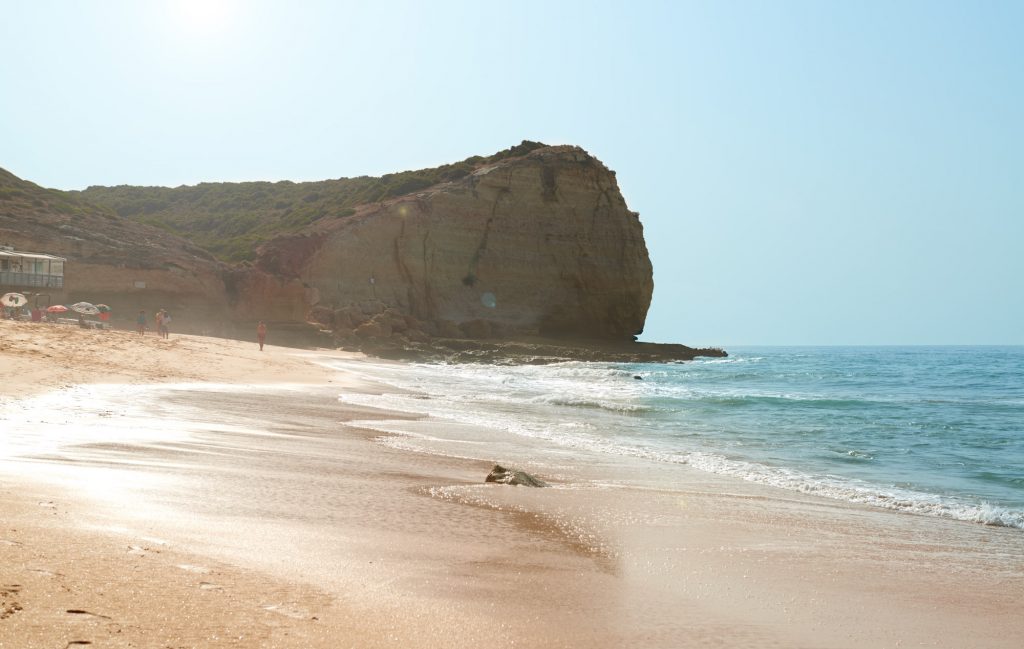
334 346 1024 529
640 347 1024 522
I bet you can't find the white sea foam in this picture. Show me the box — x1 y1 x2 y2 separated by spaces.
322 351 1024 531
343 398 1024 530
679 450 1024 530
527 394 653 413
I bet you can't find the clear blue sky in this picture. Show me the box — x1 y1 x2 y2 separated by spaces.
2 1 1021 345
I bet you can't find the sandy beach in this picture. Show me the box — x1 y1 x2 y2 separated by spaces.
2 319 1023 648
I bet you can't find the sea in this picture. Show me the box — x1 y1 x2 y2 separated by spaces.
327 346 1024 530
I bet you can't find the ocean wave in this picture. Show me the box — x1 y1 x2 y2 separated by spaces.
527 394 652 413
326 351 1024 532
354 402 1024 531
679 451 1024 530
691 357 765 365
683 393 879 409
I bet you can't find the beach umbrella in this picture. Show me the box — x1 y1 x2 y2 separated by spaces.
1 292 26 308
70 302 100 315
95 304 111 313
46 305 69 313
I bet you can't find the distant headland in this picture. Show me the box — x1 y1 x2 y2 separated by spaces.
0 142 724 362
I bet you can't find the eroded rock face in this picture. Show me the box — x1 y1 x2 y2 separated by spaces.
251 146 654 342
2 144 659 346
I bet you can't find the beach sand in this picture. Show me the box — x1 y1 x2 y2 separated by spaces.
1 319 1022 648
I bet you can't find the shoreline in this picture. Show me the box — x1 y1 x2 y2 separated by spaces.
2 320 1023 647
1 381 619 648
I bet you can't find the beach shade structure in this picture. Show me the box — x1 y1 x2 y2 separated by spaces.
1 292 27 308
70 302 101 315
45 305 69 314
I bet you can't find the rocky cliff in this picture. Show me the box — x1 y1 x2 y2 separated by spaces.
233 145 654 343
3 145 722 360
0 167 229 323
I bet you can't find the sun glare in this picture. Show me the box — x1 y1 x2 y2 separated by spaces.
172 0 233 34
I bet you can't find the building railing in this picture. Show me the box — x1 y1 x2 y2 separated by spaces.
0 272 64 289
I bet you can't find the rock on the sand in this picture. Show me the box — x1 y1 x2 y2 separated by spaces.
485 464 548 488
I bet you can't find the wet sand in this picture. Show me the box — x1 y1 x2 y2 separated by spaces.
2 382 620 648
2 319 1023 648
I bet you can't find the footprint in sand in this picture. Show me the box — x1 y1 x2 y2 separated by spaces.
66 609 112 620
126 538 165 556
262 603 311 619
27 567 59 577
199 581 223 591
1 584 23 620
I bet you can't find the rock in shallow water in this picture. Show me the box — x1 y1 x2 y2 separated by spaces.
485 464 548 488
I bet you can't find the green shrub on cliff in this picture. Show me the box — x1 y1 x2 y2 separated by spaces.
0 166 118 220
74 141 547 263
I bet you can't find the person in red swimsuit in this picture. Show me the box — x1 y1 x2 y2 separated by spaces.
257 321 267 351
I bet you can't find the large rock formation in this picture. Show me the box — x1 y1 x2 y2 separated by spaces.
3 144 724 359
235 145 654 343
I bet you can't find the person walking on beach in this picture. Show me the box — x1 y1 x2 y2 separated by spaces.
155 310 164 337
160 310 172 339
136 310 147 335
256 320 267 351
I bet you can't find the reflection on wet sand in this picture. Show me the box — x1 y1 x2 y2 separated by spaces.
3 380 1024 648
3 384 625 647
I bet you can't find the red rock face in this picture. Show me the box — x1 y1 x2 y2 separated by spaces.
248 146 654 341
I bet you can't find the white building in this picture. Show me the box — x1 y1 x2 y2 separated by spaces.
0 245 66 290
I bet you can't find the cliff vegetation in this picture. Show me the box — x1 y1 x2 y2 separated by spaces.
76 141 548 263
0 167 117 222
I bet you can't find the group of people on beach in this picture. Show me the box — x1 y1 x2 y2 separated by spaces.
135 308 171 338
132 310 267 350
7 301 269 350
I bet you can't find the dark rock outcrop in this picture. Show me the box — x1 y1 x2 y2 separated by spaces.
485 465 549 488
360 337 727 364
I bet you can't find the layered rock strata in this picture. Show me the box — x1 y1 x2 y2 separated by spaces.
239 145 655 344
2 145 724 360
